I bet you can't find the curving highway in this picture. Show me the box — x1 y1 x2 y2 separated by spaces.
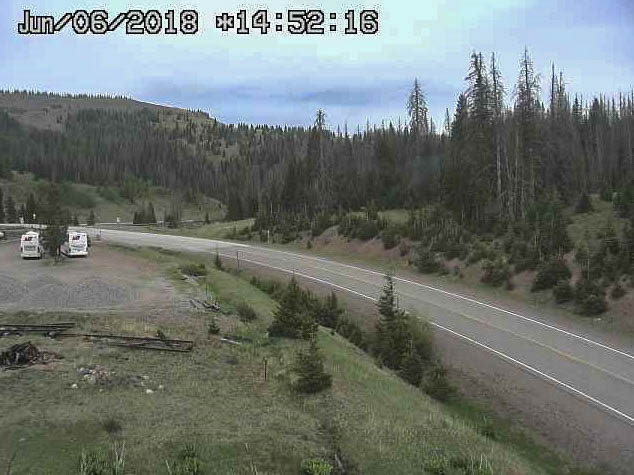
88 227 634 471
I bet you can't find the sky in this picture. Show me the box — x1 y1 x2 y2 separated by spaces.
1 0 633 128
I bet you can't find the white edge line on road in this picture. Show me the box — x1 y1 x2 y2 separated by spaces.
97 230 634 361
222 251 634 427
238 245 634 362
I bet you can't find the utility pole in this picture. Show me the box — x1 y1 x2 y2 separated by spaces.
236 250 240 271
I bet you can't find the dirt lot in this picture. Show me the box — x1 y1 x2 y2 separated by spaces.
0 242 185 315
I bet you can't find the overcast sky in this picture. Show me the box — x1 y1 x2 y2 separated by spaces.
1 0 633 128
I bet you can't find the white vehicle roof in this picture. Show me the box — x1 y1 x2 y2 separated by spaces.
21 231 39 238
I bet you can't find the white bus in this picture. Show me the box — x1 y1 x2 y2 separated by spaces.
61 231 88 257
20 231 43 259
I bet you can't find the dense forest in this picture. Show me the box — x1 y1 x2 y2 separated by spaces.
1 49 633 228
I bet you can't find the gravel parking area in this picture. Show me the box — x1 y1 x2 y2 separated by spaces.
0 242 178 313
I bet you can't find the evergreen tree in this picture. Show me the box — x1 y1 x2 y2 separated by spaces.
6 195 17 223
407 78 429 135
374 274 410 369
25 193 37 223
204 211 211 224
399 348 423 386
146 202 157 224
313 292 343 329
268 277 316 339
293 338 332 394
41 187 68 262
87 209 96 226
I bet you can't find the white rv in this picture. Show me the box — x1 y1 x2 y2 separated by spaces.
20 231 43 259
61 231 88 257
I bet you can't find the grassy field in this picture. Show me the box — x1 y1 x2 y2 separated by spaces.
0 172 224 224
0 245 566 474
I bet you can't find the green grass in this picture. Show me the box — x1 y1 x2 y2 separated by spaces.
0 245 561 474
348 208 411 224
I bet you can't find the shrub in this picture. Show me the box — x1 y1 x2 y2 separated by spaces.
399 350 423 386
300 458 333 475
180 262 207 277
415 248 442 274
380 227 399 250
336 318 366 350
313 292 343 329
423 364 454 402
356 220 379 241
236 303 257 322
574 279 608 315
611 283 626 299
553 279 573 303
293 339 332 394
575 192 594 214
208 318 220 336
531 259 571 292
102 417 122 435
398 240 410 256
480 259 511 287
311 212 332 237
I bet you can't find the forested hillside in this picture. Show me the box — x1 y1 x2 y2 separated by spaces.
2 49 633 230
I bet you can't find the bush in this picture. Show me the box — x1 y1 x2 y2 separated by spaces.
180 262 207 277
300 458 333 475
313 292 343 329
380 227 399 250
415 248 442 274
311 212 332 238
356 220 379 240
480 259 511 287
398 240 410 257
531 259 571 292
236 303 257 322
423 364 454 401
208 318 220 336
553 279 574 303
336 318 366 350
575 192 594 214
574 279 607 315
611 283 626 299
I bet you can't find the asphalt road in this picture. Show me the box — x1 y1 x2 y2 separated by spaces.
88 228 634 471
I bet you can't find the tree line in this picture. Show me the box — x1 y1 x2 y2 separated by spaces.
1 48 633 232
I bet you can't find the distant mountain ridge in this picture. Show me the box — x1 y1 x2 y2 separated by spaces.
0 90 209 131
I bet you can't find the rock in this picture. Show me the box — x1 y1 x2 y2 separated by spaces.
71 383 78 389
145 389 154 394
142 375 150 380
158 384 164 390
